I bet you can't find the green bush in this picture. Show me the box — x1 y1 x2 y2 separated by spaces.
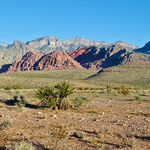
135 96 142 100
71 97 84 107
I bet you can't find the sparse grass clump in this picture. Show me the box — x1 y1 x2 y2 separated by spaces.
1 116 12 128
13 141 35 150
71 97 84 107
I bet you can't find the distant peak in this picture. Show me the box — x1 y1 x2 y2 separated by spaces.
144 41 150 48
13 40 24 47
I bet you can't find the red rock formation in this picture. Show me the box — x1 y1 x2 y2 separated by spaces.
6 51 46 73
36 50 84 70
69 45 150 69
5 50 83 73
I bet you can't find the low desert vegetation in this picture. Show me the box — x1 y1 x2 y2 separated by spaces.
0 66 150 149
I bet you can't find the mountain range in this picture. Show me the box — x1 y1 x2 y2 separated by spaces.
2 44 150 73
0 36 140 53
0 36 150 73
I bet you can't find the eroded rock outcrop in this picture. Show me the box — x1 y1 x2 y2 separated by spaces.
5 50 83 73
35 50 83 70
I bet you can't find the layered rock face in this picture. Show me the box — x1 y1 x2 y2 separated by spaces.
35 50 83 70
6 51 46 73
5 50 83 73
69 45 150 69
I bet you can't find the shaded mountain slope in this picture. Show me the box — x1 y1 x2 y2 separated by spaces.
69 45 150 69
134 41 150 54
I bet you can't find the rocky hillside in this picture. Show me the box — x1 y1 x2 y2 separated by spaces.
0 40 41 63
5 51 83 73
6 51 46 73
26 36 140 53
0 43 11 51
69 45 150 69
134 41 150 54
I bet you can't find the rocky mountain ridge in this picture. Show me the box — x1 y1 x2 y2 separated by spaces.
68 45 150 69
0 36 140 53
0 40 41 64
26 36 140 52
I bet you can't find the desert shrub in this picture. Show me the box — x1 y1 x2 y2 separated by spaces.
106 85 111 90
1 116 12 128
3 86 11 90
44 123 70 150
0 94 9 102
5 94 27 107
135 96 142 100
11 85 22 90
13 95 18 101
71 97 84 107
114 87 120 90
106 85 111 94
20 95 26 101
84 87 89 90
13 141 35 150
76 87 83 90
121 86 131 95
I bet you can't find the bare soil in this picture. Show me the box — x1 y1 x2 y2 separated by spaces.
0 90 150 150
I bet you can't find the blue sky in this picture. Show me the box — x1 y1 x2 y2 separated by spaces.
0 0 150 47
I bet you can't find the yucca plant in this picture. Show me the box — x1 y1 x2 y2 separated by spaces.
55 81 74 110
35 86 58 108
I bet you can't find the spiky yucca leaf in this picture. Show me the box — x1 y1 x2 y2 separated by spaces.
55 81 74 98
35 86 57 108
